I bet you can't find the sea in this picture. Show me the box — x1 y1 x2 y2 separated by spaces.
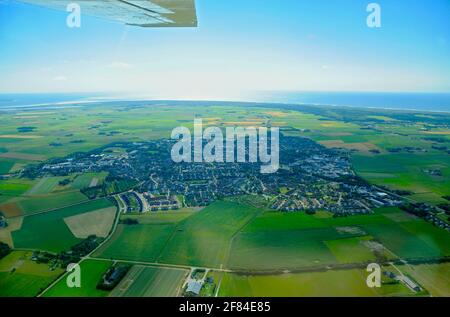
1 92 450 113
251 91 450 113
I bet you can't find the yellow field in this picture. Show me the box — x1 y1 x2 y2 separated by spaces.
0 217 24 247
63 207 116 238
264 111 288 117
422 131 450 135
0 134 43 139
0 202 23 217
319 140 383 154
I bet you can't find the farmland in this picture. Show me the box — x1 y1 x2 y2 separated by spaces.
157 200 260 267
0 101 449 297
399 263 450 297
95 200 261 268
109 265 187 297
217 269 414 297
43 259 112 297
0 251 63 297
11 198 114 252
64 206 117 238
228 206 450 271
94 223 177 262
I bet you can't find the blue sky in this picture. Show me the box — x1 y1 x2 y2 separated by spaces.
0 0 449 99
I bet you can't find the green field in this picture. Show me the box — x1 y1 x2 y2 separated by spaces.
0 178 34 196
360 223 448 259
110 265 187 297
217 269 414 297
71 172 107 190
12 198 114 252
242 211 392 232
0 160 14 174
0 251 63 297
43 259 112 297
399 263 450 297
0 190 89 217
95 200 260 268
94 223 176 262
353 153 450 199
120 210 195 225
0 102 449 296
96 202 450 272
17 191 88 215
228 207 450 270
229 228 343 270
157 200 261 267
26 176 67 195
325 236 376 264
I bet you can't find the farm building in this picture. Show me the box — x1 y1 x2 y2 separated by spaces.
0 216 7 228
186 280 203 296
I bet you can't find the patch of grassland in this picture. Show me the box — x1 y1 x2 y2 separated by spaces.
217 269 413 297
398 221 450 255
229 208 449 270
313 210 334 219
325 236 376 264
228 227 353 270
408 192 449 205
110 265 187 297
12 198 113 252
94 224 176 262
399 263 450 297
158 200 260 268
243 211 392 232
120 210 195 225
64 207 117 239
0 251 63 297
16 191 89 215
360 223 445 258
71 172 108 190
26 176 66 195
0 178 34 196
352 153 450 200
0 160 14 174
43 259 112 297
0 216 23 247
378 207 420 222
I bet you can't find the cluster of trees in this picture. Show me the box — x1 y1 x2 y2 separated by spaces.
58 235 101 268
437 203 450 212
58 178 71 186
377 185 412 196
423 137 447 143
96 264 131 291
80 185 106 199
80 177 138 199
0 242 11 260
120 218 139 225
17 126 36 133
437 203 450 221
399 203 431 218
32 251 55 264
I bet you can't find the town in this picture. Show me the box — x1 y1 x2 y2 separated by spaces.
21 135 403 216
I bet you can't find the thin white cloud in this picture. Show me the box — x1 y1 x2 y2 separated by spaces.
52 75 67 81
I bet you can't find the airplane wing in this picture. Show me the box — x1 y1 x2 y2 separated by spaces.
18 0 198 27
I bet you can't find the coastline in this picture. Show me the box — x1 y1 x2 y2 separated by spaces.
0 95 449 114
